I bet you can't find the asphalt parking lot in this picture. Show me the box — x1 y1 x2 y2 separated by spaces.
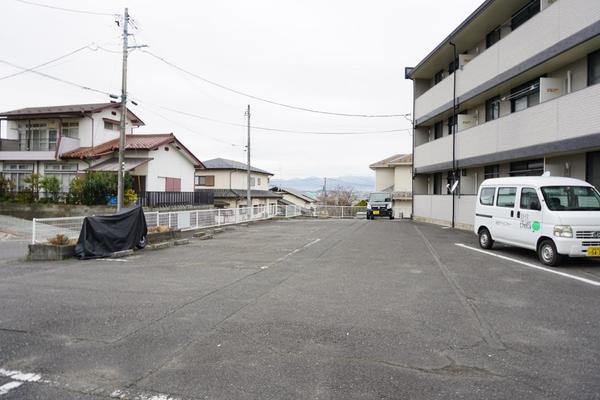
0 218 599 399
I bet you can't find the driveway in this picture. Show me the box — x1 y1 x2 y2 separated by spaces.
0 219 599 399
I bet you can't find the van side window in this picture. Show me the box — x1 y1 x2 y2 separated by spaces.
479 187 495 205
497 187 517 207
520 187 541 210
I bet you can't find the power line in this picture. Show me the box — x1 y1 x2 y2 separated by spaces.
0 44 99 81
13 0 118 16
0 59 116 96
140 49 410 118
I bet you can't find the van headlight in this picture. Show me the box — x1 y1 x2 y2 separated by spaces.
553 225 573 238
386 203 392 209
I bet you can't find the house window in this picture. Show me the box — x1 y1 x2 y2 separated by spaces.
257 177 262 185
104 121 119 131
434 70 444 85
1 163 33 191
511 0 540 31
486 26 501 49
195 175 215 186
250 177 256 187
484 165 500 179
510 79 540 113
17 122 57 151
485 96 500 121
433 121 443 139
510 159 544 176
589 49 600 86
61 121 79 138
44 163 78 193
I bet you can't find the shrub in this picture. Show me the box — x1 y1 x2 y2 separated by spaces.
124 188 138 206
0 176 15 201
67 176 86 204
67 172 133 205
24 173 41 201
15 188 34 203
355 199 368 207
40 175 61 202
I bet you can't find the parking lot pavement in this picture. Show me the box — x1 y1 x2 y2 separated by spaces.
0 218 599 399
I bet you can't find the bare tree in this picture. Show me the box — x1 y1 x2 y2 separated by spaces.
317 185 356 206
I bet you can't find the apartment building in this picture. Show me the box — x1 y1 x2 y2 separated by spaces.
369 153 413 218
406 0 600 229
194 158 282 208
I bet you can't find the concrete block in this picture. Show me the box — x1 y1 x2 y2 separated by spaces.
213 228 225 234
148 242 172 250
198 234 213 241
193 231 208 238
174 239 190 246
111 249 134 258
28 244 75 261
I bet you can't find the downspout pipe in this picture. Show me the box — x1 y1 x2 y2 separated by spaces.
449 41 458 229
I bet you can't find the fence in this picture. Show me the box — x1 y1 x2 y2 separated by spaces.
305 205 367 219
31 204 304 244
137 191 214 208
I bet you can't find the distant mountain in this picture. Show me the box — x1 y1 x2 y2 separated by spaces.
271 176 375 193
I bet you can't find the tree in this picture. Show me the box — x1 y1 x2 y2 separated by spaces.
317 185 356 206
24 173 41 201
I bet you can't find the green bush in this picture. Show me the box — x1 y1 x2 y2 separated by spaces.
67 172 133 205
0 176 15 201
15 188 34 203
355 199 368 207
24 173 41 202
40 175 61 202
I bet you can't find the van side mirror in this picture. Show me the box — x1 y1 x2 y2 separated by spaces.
530 200 541 211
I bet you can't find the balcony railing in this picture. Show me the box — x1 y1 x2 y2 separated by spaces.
18 140 57 151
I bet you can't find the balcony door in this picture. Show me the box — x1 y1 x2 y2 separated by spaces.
586 152 600 191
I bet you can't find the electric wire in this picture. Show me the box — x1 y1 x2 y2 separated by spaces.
13 0 118 16
0 44 100 81
140 49 410 118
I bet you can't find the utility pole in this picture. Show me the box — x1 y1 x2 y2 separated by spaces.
245 105 251 211
323 177 327 198
117 7 129 212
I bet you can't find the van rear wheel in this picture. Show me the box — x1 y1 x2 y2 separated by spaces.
538 239 563 267
478 228 494 249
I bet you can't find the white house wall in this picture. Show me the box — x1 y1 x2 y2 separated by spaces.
146 144 195 191
374 168 394 191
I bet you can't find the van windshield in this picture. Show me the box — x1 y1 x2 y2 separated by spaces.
540 186 600 211
369 193 391 202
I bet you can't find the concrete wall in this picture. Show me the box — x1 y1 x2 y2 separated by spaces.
413 194 476 230
195 170 271 190
394 165 412 192
374 168 395 191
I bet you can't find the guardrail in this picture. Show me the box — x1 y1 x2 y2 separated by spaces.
31 204 304 244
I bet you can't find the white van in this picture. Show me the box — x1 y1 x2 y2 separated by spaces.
474 176 600 266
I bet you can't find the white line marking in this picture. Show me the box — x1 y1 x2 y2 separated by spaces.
275 238 321 263
0 369 42 382
455 243 600 287
303 238 321 248
0 381 24 395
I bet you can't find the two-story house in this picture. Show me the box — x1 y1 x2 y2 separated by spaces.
369 154 413 218
406 0 600 229
0 103 204 194
194 158 281 208
269 186 316 207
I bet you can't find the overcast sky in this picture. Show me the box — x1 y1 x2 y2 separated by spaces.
0 0 481 179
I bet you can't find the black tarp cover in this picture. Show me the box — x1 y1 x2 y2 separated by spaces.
74 206 147 259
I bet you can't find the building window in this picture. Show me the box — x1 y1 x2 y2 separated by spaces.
104 121 119 131
433 173 443 195
195 175 215 186
497 187 517 208
61 121 79 138
510 159 544 176
250 177 256 187
448 57 459 74
17 122 57 151
486 26 501 49
589 49 600 86
510 79 540 113
511 0 540 31
434 70 444 85
433 121 443 139
257 177 262 185
44 163 78 193
484 165 500 179
1 163 33 191
485 96 500 121
447 115 457 135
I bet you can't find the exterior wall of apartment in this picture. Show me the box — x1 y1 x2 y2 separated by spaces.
410 0 600 230
394 165 412 192
146 144 196 192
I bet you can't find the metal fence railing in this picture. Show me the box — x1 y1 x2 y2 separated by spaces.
31 204 305 244
305 205 368 219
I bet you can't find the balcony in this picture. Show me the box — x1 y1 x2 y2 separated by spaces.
414 0 600 122
414 83 600 171
0 139 56 161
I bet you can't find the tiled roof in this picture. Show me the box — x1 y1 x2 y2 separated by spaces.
202 158 273 175
61 134 204 167
0 102 144 125
196 189 282 199
369 153 413 169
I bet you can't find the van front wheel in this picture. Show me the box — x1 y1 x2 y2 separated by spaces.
478 228 494 249
538 239 563 267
